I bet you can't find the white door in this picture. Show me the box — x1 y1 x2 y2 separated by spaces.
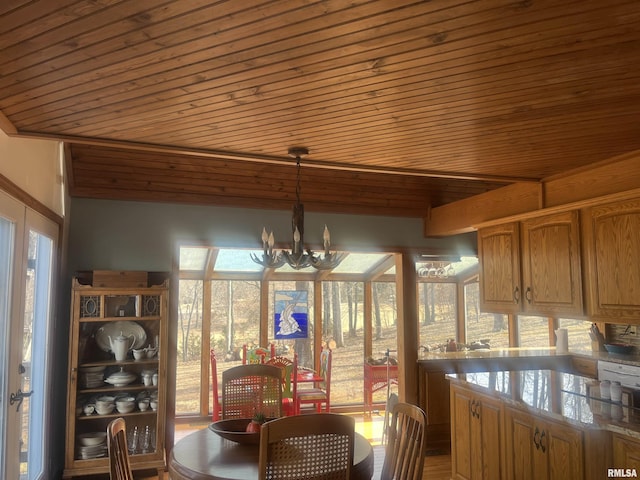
0 190 58 479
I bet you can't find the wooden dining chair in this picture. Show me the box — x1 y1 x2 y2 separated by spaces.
222 363 284 419
107 417 134 480
265 353 298 416
295 348 332 414
258 413 355 480
210 349 222 421
380 402 427 480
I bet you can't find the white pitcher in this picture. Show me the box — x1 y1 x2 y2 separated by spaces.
555 328 569 354
108 331 135 361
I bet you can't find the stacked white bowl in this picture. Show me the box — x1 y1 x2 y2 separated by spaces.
116 396 136 413
95 396 115 415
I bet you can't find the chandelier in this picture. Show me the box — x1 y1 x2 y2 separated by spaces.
251 147 346 270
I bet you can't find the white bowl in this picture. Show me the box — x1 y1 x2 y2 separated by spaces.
95 398 115 409
116 402 135 413
95 404 115 415
78 432 107 446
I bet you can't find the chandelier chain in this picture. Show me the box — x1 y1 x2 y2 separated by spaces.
295 156 302 205
250 147 346 270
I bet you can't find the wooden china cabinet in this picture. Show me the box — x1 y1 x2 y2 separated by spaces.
63 271 169 479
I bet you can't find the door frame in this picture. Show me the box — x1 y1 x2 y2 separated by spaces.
0 189 61 479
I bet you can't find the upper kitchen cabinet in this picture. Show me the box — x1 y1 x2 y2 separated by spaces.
478 222 522 314
520 211 583 317
479 211 583 317
583 197 640 321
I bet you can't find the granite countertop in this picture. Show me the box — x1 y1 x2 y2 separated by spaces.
418 346 640 368
418 347 564 361
448 369 640 439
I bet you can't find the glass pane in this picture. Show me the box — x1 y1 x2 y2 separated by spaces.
314 281 361 406
179 247 208 271
215 249 264 272
331 253 390 275
0 216 15 477
465 282 510 348
517 315 550 347
418 282 457 350
209 280 261 414
21 229 53 479
559 318 593 352
370 282 398 407
175 279 203 415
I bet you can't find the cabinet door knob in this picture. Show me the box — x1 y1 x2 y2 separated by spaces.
533 426 540 450
513 286 520 303
525 287 532 304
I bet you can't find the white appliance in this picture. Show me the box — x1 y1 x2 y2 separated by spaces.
598 360 640 389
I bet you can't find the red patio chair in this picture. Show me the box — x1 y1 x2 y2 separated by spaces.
295 348 332 414
242 343 276 364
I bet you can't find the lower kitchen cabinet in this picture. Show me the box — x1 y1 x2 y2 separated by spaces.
505 407 584 480
450 384 504 480
613 434 640 471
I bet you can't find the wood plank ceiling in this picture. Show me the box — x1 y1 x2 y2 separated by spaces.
1 0 639 219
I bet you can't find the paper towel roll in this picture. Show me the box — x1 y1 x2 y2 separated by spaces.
555 328 568 353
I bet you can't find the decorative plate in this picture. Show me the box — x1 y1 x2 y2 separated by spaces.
95 321 147 352
208 418 273 445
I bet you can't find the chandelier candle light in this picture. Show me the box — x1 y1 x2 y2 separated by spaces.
251 147 346 270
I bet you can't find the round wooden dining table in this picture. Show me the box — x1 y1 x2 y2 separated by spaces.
169 425 374 480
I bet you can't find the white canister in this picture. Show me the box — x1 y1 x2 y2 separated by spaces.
610 381 623 403
600 380 611 400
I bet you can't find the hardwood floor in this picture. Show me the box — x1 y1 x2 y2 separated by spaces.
423 453 453 479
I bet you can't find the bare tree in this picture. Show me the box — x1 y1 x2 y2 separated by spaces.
331 282 344 347
346 282 359 337
178 280 201 361
373 284 382 339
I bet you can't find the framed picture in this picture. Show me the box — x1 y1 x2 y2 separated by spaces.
274 290 308 339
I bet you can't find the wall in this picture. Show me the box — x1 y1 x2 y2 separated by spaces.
0 130 63 216
66 197 477 274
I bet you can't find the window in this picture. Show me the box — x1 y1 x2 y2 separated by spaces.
418 282 457 349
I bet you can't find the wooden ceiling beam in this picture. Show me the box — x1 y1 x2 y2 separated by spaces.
425 150 640 236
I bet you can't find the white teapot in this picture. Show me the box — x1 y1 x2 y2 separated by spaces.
109 331 135 361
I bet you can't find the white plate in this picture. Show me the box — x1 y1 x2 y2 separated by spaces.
95 321 147 352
